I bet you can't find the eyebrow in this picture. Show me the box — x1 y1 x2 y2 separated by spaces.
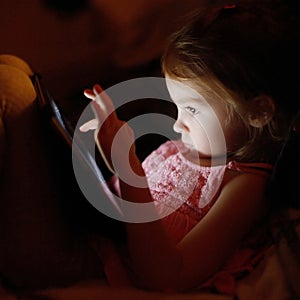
173 96 206 107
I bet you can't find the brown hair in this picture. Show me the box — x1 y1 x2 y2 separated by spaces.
162 0 300 163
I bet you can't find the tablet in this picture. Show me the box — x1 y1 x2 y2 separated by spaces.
31 74 123 216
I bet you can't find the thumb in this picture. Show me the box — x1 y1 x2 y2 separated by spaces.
79 119 98 132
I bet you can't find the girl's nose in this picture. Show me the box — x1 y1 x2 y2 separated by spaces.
173 118 187 133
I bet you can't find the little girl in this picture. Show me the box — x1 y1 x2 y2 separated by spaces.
81 0 300 295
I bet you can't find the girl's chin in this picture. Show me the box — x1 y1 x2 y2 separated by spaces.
181 139 220 158
182 141 202 153
182 142 198 152
181 138 194 148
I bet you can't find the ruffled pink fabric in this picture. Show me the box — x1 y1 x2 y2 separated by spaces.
142 140 272 294
102 140 272 294
142 140 226 243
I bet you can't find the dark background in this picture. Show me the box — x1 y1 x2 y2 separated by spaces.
0 0 194 234
0 0 210 114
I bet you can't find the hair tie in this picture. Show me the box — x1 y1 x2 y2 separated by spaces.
223 4 237 9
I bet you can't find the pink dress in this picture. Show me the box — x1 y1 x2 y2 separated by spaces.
102 140 273 294
142 140 273 294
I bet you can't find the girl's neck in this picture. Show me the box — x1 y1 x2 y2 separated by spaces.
181 148 227 167
182 148 276 167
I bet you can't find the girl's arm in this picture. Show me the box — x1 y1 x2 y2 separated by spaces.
120 157 268 291
81 86 268 291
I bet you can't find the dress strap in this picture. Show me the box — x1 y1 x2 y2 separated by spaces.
227 161 273 177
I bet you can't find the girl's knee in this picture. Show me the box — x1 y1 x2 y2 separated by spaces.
0 54 34 76
0 64 36 115
0 56 36 179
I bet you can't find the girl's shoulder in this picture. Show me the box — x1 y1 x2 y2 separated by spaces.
226 160 273 177
221 160 273 193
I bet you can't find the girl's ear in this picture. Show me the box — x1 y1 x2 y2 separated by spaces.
247 95 275 128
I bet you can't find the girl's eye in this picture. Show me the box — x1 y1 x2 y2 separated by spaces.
185 106 199 115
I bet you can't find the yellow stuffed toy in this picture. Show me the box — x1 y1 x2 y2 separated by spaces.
0 54 102 289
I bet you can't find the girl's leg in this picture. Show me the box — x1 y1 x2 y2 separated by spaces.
0 55 103 289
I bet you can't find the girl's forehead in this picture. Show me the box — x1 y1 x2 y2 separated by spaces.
165 76 202 101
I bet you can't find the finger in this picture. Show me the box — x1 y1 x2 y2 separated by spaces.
91 100 107 122
94 84 115 113
79 119 98 132
91 85 109 113
84 89 96 100
93 84 103 95
93 84 118 120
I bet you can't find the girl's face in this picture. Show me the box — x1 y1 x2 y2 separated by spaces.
165 75 247 159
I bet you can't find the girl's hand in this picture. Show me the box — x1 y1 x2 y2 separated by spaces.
79 84 136 175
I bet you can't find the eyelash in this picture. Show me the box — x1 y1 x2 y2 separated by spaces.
184 106 199 115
